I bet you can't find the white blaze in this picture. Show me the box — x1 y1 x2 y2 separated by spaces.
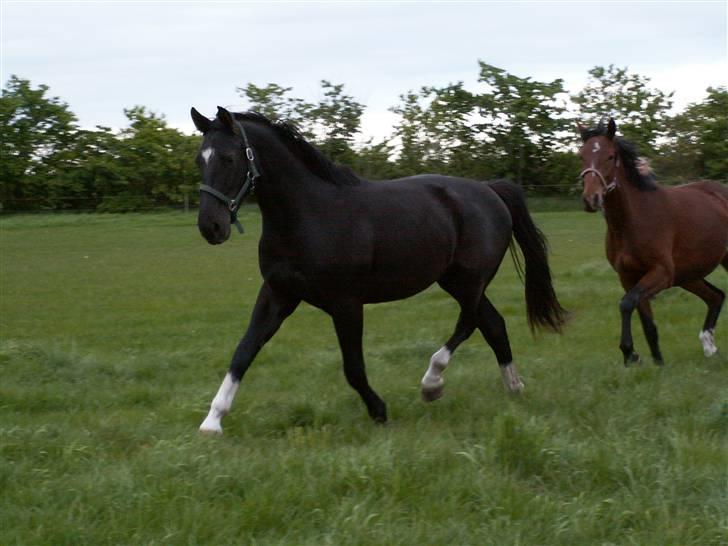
201 147 214 165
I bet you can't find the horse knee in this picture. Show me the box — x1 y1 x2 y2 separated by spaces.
619 292 640 315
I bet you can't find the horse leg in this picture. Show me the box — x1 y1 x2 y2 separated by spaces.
421 272 482 402
331 303 387 422
618 267 671 366
637 300 664 365
199 283 300 434
477 296 523 392
420 309 478 401
681 279 725 357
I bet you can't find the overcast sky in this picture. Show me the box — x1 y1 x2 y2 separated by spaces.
2 1 726 140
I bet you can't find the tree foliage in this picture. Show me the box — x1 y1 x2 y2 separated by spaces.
476 62 571 185
572 65 674 155
1 66 724 212
0 76 78 209
656 86 728 183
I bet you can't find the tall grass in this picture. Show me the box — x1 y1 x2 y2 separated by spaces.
1 208 726 545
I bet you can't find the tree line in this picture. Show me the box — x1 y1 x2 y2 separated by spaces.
1 62 726 211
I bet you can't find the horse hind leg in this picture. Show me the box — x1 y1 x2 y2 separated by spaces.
682 279 725 357
477 296 523 393
421 272 483 402
421 312 477 401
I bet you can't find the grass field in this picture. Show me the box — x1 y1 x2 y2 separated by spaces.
1 208 726 545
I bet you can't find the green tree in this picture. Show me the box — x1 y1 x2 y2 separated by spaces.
0 76 78 210
476 62 571 186
390 90 431 176
308 80 365 164
572 65 674 155
239 80 366 166
52 126 122 210
656 86 728 183
97 107 198 211
390 83 483 177
351 139 398 180
237 83 311 129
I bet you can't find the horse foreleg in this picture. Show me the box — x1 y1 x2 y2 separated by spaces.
619 267 671 366
331 303 387 423
637 300 663 365
681 279 725 357
199 283 299 434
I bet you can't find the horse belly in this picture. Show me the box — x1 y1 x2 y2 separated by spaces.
358 267 445 303
671 194 728 282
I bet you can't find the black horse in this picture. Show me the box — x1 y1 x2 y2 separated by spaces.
192 106 566 434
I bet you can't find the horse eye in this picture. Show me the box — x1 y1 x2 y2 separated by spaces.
607 155 614 161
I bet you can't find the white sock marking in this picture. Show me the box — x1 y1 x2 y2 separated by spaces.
421 347 451 392
199 373 239 434
500 362 524 393
201 147 214 165
699 329 718 357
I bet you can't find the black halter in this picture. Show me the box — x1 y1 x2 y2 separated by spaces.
199 119 260 234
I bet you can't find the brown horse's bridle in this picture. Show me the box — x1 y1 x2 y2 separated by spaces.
579 166 617 194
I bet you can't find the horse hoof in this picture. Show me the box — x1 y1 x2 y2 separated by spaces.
624 353 641 367
199 417 223 435
699 330 718 357
199 427 223 436
500 363 524 393
421 384 444 402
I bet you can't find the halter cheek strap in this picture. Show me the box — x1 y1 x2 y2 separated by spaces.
579 162 618 194
199 119 261 234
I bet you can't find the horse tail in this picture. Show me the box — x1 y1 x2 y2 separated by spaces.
489 180 567 333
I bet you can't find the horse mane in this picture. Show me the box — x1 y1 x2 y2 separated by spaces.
233 111 361 186
582 122 658 191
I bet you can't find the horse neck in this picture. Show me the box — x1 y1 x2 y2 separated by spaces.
602 165 647 238
248 127 335 228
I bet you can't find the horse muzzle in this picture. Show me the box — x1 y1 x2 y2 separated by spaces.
198 216 231 245
582 192 603 213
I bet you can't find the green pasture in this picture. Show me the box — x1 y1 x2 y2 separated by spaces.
1 209 726 545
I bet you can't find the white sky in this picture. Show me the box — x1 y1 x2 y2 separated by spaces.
2 1 726 141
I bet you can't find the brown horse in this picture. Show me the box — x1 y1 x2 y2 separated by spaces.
579 119 728 365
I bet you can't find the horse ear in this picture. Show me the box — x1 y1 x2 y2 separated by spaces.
190 107 211 133
216 106 238 134
577 122 588 142
607 118 617 140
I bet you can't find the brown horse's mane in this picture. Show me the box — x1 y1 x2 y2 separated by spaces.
582 123 658 191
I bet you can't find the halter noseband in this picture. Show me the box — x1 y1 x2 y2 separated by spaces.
579 165 617 194
198 119 260 234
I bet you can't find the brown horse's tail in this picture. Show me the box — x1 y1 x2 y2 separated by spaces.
489 180 567 333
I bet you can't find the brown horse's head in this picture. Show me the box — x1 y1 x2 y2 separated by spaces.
578 118 618 212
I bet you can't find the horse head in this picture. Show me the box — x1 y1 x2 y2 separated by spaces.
578 118 619 212
191 106 257 244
